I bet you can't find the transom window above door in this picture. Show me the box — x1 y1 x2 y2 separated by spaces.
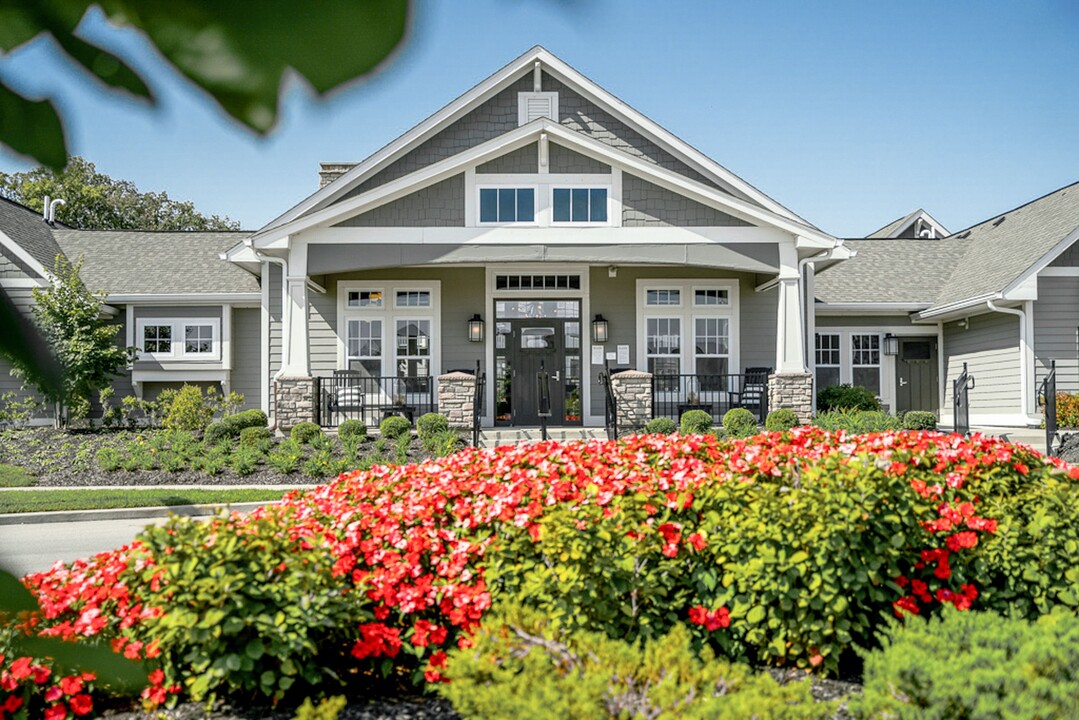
479 187 535 223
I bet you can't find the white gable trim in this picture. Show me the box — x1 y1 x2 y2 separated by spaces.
259 46 809 235
250 119 837 249
870 209 949 239
0 228 51 279
1003 224 1079 299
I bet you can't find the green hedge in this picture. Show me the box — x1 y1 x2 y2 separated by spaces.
379 415 411 439
812 409 902 433
722 407 757 438
337 418 366 441
764 409 799 432
901 411 936 430
643 417 677 435
817 384 881 412
853 610 1079 719
290 421 322 445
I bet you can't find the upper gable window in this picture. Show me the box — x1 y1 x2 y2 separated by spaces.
479 188 535 224
552 188 608 223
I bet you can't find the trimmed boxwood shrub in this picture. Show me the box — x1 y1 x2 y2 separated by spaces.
764 408 799 432
10 429 1079 714
441 605 833 719
902 411 937 431
812 409 902 433
239 426 272 446
230 409 268 431
817 384 881 412
643 417 677 435
679 409 713 435
852 610 1079 719
379 415 411 439
416 413 449 441
722 407 758 438
203 421 231 445
337 418 366 441
290 421 322 445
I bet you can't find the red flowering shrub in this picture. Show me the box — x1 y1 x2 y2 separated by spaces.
3 428 1078 712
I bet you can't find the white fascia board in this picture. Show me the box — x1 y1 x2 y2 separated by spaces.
255 119 837 250
0 229 51 279
915 292 1002 321
106 293 262 304
1001 224 1079 298
0 277 48 288
260 46 811 236
302 225 790 246
814 303 928 315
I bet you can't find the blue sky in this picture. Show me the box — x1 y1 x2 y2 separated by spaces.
0 0 1076 237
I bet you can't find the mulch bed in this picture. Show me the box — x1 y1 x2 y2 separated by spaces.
0 427 435 487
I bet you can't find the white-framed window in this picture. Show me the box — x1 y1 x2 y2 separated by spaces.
551 187 609 224
136 318 221 361
637 279 739 384
339 282 440 382
478 187 535 224
815 333 841 390
851 334 881 396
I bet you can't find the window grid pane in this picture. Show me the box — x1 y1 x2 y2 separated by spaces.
395 290 430 308
184 324 214 354
646 289 681 306
694 289 729 306
143 325 172 354
815 333 841 366
589 188 607 222
852 334 880 366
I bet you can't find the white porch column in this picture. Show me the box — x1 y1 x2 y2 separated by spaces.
775 243 807 373
280 239 310 377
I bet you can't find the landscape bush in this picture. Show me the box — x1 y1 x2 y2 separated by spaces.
441 604 832 720
1054 392 1079 428
337 419 366 442
816 384 881 412
203 421 232 445
8 429 1079 715
290 422 322 445
643 417 677 435
852 610 1079 719
161 385 215 432
679 409 713 435
239 426 273 447
722 407 758 438
764 408 799 432
901 411 937 431
416 413 448 441
812 409 902 433
379 415 411 439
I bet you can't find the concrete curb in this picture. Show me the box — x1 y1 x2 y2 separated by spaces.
0 501 278 527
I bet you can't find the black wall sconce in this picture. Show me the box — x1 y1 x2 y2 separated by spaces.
883 333 899 356
468 314 485 343
592 314 609 344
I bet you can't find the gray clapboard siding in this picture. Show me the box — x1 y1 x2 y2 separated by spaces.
268 264 283 417
231 307 262 410
942 312 1021 413
335 175 465 227
1033 277 1079 393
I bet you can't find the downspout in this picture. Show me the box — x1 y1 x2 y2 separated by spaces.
799 249 831 414
985 300 1036 425
246 240 290 377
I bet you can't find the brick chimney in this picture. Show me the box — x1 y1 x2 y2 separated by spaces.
319 162 357 189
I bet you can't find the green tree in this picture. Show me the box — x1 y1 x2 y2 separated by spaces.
0 156 239 230
7 256 133 424
0 1 409 169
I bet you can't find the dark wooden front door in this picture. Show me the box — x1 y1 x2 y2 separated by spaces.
509 322 565 426
895 337 939 415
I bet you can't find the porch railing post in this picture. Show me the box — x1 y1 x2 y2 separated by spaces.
1042 359 1058 456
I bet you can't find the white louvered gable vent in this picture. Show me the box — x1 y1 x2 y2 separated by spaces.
518 92 558 126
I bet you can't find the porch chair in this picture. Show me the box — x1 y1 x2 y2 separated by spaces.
328 369 365 421
741 367 772 419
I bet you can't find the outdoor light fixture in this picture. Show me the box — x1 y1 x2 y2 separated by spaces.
883 333 899 356
468 314 485 343
592 314 609 344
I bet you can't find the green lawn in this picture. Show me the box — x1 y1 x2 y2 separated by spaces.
0 488 288 514
0 463 35 487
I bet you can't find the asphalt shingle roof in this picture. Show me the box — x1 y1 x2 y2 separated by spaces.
0 197 65 274
52 230 259 295
817 182 1079 311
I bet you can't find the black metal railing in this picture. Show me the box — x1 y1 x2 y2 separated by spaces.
315 372 436 428
472 360 485 448
953 362 974 436
600 360 618 440
537 359 552 441
1041 359 1058 456
651 370 770 424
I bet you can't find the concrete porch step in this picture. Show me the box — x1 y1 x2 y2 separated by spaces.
477 427 609 448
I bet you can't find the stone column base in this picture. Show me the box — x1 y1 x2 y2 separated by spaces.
274 375 315 431
767 372 813 424
437 371 477 428
610 370 653 433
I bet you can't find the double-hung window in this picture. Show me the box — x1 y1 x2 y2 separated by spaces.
851 334 881 395
479 188 535 223
552 187 608 223
815 333 841 389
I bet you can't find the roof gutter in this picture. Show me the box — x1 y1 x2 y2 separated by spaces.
246 238 290 378
915 292 1001 320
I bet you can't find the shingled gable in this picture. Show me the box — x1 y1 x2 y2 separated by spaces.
866 208 949 239
247 46 821 247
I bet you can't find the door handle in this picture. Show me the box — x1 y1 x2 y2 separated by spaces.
899 377 908 387
552 371 560 381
